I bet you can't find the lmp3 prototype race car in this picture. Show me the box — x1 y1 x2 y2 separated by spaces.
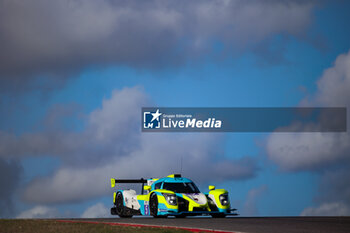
110 174 237 218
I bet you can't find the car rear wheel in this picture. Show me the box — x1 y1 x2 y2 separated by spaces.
115 192 133 218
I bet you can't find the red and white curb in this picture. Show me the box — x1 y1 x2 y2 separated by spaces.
56 219 238 233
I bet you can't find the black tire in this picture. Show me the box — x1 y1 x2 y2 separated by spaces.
110 207 117 215
175 214 186 218
115 192 133 218
150 193 159 218
211 213 226 218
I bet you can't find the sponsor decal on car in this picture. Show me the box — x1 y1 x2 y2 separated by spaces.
144 204 149 215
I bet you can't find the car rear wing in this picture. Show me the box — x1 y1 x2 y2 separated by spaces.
111 178 148 194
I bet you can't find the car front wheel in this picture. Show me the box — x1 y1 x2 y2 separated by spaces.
150 193 163 218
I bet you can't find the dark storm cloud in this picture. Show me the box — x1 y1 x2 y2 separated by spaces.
0 0 315 91
0 159 22 218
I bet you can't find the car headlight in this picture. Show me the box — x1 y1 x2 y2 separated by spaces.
219 193 229 206
162 193 177 206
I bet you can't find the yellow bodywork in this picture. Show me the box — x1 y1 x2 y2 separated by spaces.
110 175 231 215
137 194 148 201
209 189 230 209
181 194 210 211
152 189 178 210
136 189 178 211
113 192 116 203
111 178 115 188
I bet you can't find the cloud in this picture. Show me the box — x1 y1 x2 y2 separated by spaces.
300 167 350 216
316 168 350 207
242 185 268 216
0 159 22 218
16 206 59 219
0 86 148 163
301 202 350 216
266 50 350 215
267 50 350 172
266 132 350 171
81 203 109 218
22 140 257 204
16 202 109 219
0 86 257 204
0 0 315 91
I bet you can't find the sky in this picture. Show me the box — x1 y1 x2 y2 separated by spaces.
1 0 350 218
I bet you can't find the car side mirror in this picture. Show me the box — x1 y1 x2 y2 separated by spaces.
144 185 151 191
209 185 215 190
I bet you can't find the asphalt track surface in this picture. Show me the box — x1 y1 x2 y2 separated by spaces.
73 216 350 233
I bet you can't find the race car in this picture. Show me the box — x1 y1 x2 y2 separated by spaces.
110 174 237 218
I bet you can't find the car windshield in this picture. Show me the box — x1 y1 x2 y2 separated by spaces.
162 182 200 193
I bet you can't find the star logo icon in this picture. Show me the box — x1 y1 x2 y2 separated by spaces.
151 109 162 122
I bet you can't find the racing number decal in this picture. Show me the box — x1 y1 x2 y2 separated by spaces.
144 201 149 215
